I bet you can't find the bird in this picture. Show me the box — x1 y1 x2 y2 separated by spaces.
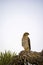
22 32 31 51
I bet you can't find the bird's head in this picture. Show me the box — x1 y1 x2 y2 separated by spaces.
23 32 29 37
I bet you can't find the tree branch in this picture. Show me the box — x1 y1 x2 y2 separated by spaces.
8 50 43 65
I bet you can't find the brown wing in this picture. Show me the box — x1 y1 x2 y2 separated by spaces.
28 37 31 50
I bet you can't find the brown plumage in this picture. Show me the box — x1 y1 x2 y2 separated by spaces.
22 32 31 51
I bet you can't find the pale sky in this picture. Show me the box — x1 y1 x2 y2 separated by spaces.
0 0 43 54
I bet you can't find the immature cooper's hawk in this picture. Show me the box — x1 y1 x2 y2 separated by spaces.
22 32 31 51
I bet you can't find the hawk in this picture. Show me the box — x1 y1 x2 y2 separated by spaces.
22 32 31 51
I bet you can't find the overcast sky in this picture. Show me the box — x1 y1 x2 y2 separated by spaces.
0 0 43 54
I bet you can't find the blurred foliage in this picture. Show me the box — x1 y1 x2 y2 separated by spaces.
0 50 43 65
0 51 16 65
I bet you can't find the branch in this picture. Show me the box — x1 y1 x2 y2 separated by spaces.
8 50 43 65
